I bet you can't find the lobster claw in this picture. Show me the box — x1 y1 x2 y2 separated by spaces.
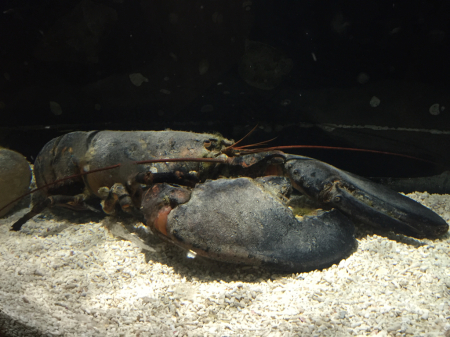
284 155 449 239
142 177 356 272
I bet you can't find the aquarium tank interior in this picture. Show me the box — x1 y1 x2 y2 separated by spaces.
0 1 449 336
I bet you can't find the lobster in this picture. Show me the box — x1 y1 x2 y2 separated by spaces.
7 129 449 272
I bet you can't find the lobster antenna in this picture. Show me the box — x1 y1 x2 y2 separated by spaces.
239 145 435 164
221 126 434 164
0 164 120 215
222 124 259 153
0 128 434 215
0 157 226 215
231 137 277 150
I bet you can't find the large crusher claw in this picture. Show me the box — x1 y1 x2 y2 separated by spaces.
141 177 356 272
284 155 449 239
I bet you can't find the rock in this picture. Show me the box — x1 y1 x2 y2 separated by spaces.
0 148 31 217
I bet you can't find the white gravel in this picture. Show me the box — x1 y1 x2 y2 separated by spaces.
0 192 449 337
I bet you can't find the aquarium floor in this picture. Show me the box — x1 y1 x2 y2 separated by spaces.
0 192 449 337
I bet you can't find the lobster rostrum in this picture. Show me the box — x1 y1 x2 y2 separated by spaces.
8 129 449 272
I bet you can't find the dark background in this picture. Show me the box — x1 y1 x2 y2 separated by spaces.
1 0 449 179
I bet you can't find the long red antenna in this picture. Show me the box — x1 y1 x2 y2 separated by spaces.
233 145 434 164
0 157 226 215
0 127 435 215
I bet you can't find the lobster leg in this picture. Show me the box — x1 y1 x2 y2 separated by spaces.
283 155 449 238
99 169 198 220
11 194 90 231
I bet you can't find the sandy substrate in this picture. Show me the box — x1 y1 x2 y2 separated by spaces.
0 192 449 337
